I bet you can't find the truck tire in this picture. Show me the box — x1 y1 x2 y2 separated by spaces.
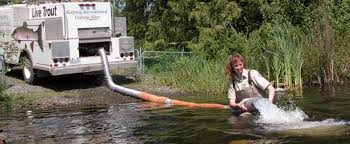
20 56 36 84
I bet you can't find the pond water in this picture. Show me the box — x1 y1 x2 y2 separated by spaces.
0 85 350 143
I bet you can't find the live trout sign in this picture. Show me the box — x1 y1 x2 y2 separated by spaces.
29 4 63 19
31 6 57 18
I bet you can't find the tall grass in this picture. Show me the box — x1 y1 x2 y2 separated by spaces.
249 22 305 91
273 24 304 90
271 53 282 87
272 24 305 90
291 42 304 91
143 54 227 94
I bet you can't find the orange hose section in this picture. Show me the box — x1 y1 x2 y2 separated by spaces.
139 92 229 109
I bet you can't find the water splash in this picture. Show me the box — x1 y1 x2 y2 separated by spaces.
248 98 350 131
253 98 308 124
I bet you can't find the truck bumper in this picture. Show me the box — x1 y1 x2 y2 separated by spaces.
36 61 139 76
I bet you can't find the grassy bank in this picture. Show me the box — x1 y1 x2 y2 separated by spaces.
0 90 78 111
121 0 350 91
141 22 350 94
142 55 227 95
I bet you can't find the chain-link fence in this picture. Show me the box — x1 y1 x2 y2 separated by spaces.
140 51 193 75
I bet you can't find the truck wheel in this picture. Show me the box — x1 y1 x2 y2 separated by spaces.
20 56 36 84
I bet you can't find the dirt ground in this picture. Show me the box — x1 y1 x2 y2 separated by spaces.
2 70 184 111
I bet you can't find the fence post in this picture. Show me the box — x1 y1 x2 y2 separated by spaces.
141 50 145 75
0 47 4 85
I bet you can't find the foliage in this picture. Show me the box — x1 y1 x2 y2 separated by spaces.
115 0 150 49
188 26 247 60
187 0 245 60
329 0 350 80
118 0 349 91
233 0 264 35
0 41 21 62
0 0 20 5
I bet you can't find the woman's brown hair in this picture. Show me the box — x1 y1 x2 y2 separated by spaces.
224 53 244 79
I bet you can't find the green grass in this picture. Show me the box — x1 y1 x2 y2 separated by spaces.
0 85 80 110
0 93 45 110
142 55 227 94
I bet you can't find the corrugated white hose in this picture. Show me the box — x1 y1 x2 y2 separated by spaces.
98 49 141 98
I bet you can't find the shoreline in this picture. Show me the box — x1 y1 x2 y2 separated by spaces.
0 71 187 112
2 70 345 112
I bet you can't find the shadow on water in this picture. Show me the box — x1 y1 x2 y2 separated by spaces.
5 70 136 91
0 84 350 143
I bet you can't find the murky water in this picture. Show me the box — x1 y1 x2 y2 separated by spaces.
1 85 350 143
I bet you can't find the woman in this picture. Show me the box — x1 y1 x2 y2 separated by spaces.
224 53 275 116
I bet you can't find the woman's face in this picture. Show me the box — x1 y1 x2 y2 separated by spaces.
232 60 244 76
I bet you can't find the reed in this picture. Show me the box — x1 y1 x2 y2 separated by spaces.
271 23 305 91
261 54 271 81
271 25 290 90
271 53 283 87
290 41 304 91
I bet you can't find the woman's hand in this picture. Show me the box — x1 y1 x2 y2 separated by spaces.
230 99 248 111
266 84 276 103
237 101 248 111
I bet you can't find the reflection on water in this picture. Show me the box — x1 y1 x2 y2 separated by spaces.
0 104 152 143
0 85 350 143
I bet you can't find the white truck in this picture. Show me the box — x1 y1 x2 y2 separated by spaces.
0 1 138 84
